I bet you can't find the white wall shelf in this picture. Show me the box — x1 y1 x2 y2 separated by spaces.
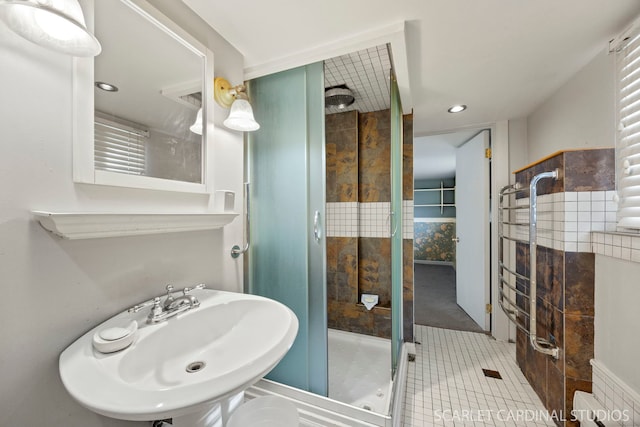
32 211 238 240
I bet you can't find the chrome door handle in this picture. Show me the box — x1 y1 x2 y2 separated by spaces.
313 210 322 242
389 211 399 237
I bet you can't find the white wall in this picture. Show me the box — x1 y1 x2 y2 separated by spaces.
594 255 640 393
0 2 245 426
527 47 615 162
508 117 528 174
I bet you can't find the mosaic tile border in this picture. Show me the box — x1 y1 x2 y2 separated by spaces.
326 201 414 239
507 191 618 253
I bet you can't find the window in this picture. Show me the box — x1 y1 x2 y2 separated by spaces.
94 116 147 176
614 20 640 229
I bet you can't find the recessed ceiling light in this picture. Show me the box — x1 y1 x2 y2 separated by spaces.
95 81 119 92
448 104 467 113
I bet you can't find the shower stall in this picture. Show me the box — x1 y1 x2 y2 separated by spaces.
242 45 409 423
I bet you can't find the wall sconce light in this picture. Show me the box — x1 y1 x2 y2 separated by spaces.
189 107 203 135
214 77 260 132
0 0 101 56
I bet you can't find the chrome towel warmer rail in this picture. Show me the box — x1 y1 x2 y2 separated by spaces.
498 169 559 359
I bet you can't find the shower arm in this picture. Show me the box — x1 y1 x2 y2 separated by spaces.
231 182 250 258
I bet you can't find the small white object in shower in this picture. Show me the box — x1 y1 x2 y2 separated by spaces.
361 294 379 310
214 190 235 212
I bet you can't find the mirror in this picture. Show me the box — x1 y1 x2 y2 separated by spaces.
74 0 214 193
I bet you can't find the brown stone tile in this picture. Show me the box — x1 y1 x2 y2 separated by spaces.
536 246 552 306
326 143 337 202
526 335 549 400
535 298 552 344
547 362 565 426
516 328 528 376
372 306 392 339
515 242 530 321
564 314 594 381
516 241 530 278
326 237 358 304
403 239 414 342
402 113 413 143
403 113 414 201
565 378 592 427
515 153 564 197
564 149 615 192
516 328 528 372
327 300 373 335
327 238 337 302
550 248 564 311
327 299 391 338
326 111 358 203
326 110 358 131
564 252 595 316
359 238 392 307
550 307 565 374
359 110 391 202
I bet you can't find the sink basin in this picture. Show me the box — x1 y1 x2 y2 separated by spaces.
59 289 298 423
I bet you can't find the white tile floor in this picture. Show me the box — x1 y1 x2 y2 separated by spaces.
402 326 557 427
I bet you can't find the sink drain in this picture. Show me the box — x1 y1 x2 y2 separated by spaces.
186 361 206 373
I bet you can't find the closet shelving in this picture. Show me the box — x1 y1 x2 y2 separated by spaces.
414 181 455 215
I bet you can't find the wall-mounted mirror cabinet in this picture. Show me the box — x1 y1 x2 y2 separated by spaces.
74 0 214 193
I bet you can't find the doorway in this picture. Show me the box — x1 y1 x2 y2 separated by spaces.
413 129 491 333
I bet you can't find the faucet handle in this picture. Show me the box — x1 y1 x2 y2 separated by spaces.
163 284 175 308
150 297 163 314
146 297 164 323
182 284 206 295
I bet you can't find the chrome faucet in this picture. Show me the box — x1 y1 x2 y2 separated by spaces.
128 284 205 324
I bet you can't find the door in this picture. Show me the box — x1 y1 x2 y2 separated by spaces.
246 62 327 395
455 130 490 330
390 72 403 373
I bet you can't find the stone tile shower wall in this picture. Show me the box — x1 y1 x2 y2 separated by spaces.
326 110 414 341
512 148 614 427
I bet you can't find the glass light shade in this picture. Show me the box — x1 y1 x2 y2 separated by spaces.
223 99 260 132
189 107 203 135
0 0 101 56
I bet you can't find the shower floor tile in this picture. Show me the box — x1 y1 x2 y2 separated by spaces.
402 326 556 427
328 328 392 414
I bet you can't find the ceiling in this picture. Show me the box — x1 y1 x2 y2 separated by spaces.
324 45 391 114
182 0 640 138
414 130 480 180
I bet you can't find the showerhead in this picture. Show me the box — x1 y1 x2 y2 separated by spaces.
325 85 355 109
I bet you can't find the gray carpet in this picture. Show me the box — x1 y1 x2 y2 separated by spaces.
414 263 484 333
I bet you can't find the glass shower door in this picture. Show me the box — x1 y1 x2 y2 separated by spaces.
246 62 327 396
390 72 404 374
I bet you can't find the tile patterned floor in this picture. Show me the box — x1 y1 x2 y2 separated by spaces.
402 326 556 427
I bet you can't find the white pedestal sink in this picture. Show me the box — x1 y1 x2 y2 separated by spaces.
59 289 298 426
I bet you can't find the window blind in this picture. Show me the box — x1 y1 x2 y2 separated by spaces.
616 23 640 229
94 117 147 176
